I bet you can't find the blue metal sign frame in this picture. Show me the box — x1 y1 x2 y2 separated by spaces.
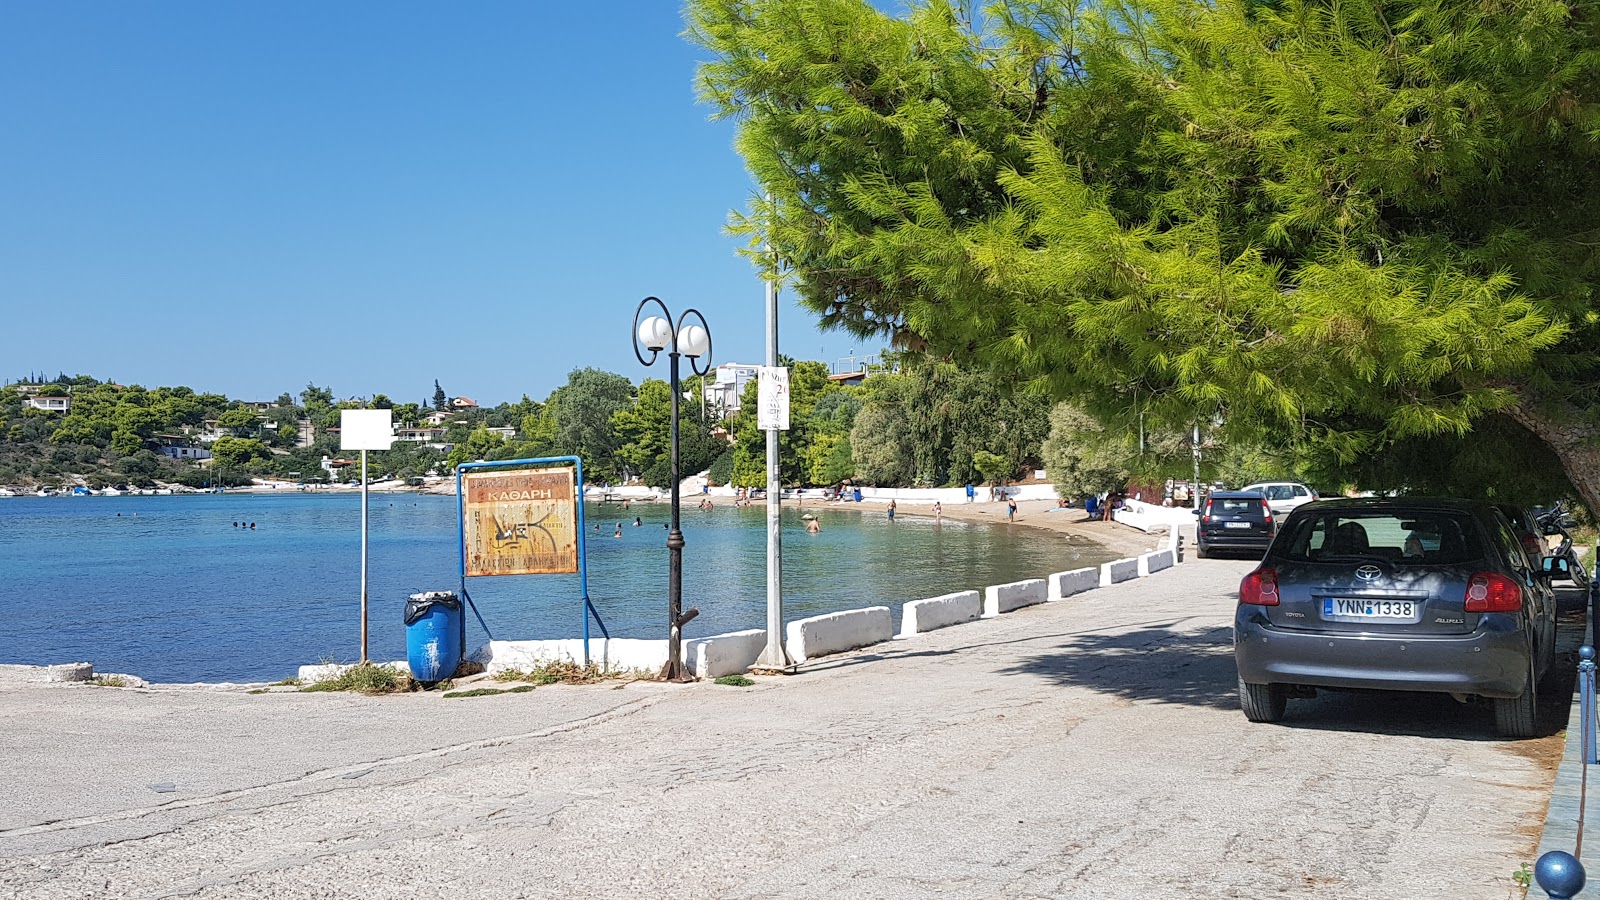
454 455 609 666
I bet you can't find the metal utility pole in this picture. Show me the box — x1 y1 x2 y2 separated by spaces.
360 448 369 662
1192 421 1202 511
754 220 794 672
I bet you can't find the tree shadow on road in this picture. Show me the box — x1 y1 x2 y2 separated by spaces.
994 621 1242 712
995 618 1570 741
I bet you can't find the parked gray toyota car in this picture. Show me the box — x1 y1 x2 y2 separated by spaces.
1233 498 1559 737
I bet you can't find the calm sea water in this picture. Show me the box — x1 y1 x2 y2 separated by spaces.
0 493 1112 682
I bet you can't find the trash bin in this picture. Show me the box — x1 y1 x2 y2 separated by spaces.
852 488 863 502
404 591 462 684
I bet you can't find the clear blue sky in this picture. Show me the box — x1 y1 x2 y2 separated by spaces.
1 2 872 406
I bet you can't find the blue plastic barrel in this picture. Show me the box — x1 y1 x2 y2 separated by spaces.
404 591 462 684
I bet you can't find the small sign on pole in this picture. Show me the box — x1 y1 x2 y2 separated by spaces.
758 366 790 431
341 408 393 663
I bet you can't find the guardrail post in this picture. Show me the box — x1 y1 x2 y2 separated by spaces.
1535 850 1585 899
1582 646 1597 766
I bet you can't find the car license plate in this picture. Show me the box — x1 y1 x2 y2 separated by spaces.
1224 521 1251 529
1323 598 1418 621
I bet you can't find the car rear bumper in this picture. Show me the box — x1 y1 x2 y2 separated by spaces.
1233 608 1529 699
1200 531 1273 550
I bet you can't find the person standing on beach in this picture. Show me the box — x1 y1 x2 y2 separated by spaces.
965 483 975 504
933 501 942 522
1006 497 1017 523
887 499 896 520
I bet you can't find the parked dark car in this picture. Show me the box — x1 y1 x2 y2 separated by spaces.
1234 498 1559 737
1196 491 1276 558
1494 503 1550 564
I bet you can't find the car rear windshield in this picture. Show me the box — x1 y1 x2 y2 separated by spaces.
1275 510 1485 565
1211 497 1266 518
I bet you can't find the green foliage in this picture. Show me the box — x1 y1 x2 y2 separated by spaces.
546 368 635 481
714 674 755 687
300 663 409 695
707 448 735 486
971 451 1010 485
211 436 271 470
688 0 1600 505
612 379 673 479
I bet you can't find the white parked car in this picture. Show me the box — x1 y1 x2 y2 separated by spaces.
1238 481 1319 516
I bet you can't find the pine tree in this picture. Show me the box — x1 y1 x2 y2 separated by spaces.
688 0 1600 507
433 380 447 411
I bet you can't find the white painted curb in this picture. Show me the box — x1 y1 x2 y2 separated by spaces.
983 579 1047 617
1048 567 1099 602
1138 550 1175 577
1100 558 1139 587
901 590 982 636
686 629 766 679
787 607 893 664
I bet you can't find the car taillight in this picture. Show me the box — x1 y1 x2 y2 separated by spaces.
1464 572 1522 613
1261 499 1272 524
1240 568 1279 606
1521 534 1543 560
1202 502 1212 524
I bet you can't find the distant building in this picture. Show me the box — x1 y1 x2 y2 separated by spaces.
197 420 227 442
157 444 213 461
704 363 760 419
827 371 868 387
450 397 479 409
241 401 278 411
396 427 446 443
26 396 71 413
487 426 516 439
423 410 453 426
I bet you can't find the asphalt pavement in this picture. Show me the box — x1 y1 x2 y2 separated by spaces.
0 555 1559 899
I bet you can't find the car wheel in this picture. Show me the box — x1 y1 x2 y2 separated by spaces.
1238 676 1287 723
1196 541 1209 559
1571 556 1591 589
1493 657 1539 738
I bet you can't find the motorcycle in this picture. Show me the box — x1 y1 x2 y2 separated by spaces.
1537 500 1591 588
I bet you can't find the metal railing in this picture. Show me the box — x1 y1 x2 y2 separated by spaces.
1533 583 1600 898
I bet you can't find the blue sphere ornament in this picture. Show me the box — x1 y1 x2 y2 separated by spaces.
1535 850 1585 900
1581 645 1595 662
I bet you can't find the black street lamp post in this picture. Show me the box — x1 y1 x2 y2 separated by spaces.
632 296 713 682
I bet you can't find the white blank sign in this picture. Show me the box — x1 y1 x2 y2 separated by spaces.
340 409 394 450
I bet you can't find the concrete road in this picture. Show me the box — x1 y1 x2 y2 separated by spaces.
0 557 1558 899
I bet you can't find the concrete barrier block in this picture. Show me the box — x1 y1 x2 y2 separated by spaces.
1100 558 1139 587
983 579 1048 617
901 591 981 636
1047 567 1099 602
686 629 766 679
786 607 893 664
1139 550 1175 576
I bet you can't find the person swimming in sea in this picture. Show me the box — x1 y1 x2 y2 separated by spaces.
633 517 642 526
614 525 623 538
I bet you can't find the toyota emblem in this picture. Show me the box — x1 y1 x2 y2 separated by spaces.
1355 565 1382 581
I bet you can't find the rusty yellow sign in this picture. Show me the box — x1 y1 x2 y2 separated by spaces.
462 467 578 576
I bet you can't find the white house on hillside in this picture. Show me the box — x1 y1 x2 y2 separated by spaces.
25 396 70 413
704 363 760 419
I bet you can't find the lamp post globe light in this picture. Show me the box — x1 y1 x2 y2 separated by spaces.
631 296 713 682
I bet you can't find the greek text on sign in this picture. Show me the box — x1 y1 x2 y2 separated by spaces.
758 366 790 431
463 467 578 576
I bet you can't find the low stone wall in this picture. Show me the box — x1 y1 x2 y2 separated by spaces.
1113 498 1196 534
786 607 893 663
901 590 982 636
686 629 766 679
1048 568 1099 602
983 579 1048 617
1100 558 1140 587
1139 550 1175 576
474 638 669 675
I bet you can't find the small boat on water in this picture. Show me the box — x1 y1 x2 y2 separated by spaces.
100 488 122 496
0 489 15 497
